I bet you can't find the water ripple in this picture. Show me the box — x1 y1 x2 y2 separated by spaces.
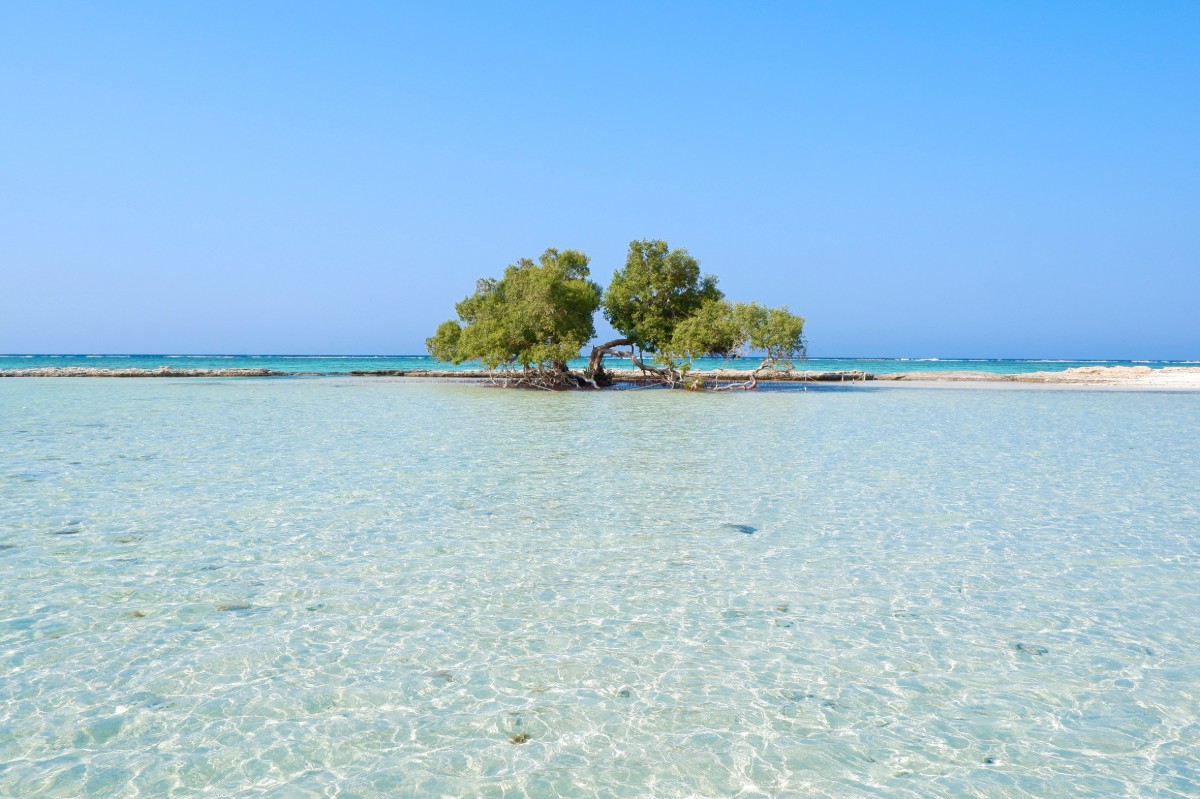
0 379 1198 797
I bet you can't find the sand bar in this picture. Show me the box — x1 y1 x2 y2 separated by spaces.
4 364 1199 388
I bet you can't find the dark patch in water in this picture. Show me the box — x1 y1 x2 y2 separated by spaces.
199 565 222 571
775 619 795 628
776 604 789 613
115 536 141 544
217 603 252 612
125 691 168 709
51 528 82 535
779 690 819 702
0 544 15 551
1015 643 1049 656
722 523 758 535
425 670 454 683
509 732 531 744
130 692 169 709
983 756 998 765
305 604 324 612
616 688 632 698
126 610 147 619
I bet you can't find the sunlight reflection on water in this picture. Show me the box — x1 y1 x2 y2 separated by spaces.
1 378 1198 797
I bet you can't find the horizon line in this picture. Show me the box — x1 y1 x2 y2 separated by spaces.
3 354 1197 363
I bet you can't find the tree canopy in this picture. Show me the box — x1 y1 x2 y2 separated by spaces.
428 239 805 389
664 300 807 388
602 240 723 354
426 248 601 377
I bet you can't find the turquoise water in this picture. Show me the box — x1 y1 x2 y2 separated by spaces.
2 354 1198 374
2 378 1199 798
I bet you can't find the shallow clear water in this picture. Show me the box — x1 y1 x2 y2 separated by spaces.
2 354 1197 374
2 378 1198 798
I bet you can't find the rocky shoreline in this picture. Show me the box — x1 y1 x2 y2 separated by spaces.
345 368 875 383
3 364 1198 387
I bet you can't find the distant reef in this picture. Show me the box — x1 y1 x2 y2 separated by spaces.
0 366 288 378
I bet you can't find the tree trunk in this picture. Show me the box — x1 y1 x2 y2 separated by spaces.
586 338 634 385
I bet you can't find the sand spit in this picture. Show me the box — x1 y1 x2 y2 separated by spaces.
2 364 1198 387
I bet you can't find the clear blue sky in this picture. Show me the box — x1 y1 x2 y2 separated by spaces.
3 1 1197 358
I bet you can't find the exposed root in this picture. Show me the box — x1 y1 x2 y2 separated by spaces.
705 361 777 390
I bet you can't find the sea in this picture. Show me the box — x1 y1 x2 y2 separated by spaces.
1 354 1198 374
2 374 1198 797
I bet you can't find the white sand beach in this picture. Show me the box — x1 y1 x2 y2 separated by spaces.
875 365 1200 389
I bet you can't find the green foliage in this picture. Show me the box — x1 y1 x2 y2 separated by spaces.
603 240 723 353
426 248 601 371
428 238 807 389
737 303 807 368
426 320 463 362
662 300 807 371
668 299 743 361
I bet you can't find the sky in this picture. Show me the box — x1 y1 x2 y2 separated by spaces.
2 1 1198 359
